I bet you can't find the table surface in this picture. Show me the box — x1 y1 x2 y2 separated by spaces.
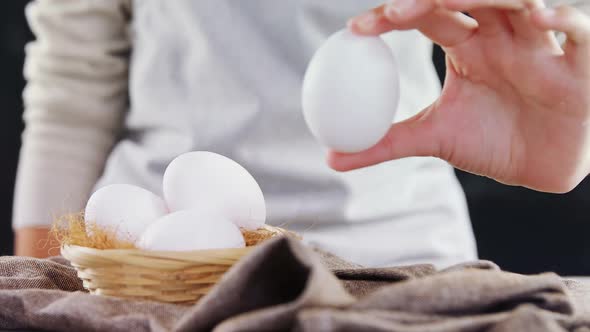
2 277 589 332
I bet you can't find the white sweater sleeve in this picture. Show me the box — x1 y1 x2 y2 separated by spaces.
13 0 132 229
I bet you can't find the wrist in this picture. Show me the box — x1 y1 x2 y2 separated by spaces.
14 227 58 258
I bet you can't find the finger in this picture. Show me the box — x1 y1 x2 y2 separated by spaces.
348 6 403 36
506 0 560 48
532 5 590 64
441 0 531 11
466 8 513 38
443 0 559 47
327 107 441 172
441 0 522 38
349 1 477 47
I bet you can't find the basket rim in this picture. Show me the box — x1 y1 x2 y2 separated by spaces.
61 244 253 255
61 244 255 270
60 224 297 270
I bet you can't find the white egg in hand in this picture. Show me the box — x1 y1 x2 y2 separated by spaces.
84 184 168 241
163 151 266 230
137 210 245 251
302 29 400 153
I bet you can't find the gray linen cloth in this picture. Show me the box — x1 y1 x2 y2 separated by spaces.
0 237 589 332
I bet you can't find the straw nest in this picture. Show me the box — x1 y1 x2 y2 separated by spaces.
53 213 299 305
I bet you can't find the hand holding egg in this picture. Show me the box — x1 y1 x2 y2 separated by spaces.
326 1 590 194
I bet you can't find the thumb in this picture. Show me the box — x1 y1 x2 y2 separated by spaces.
327 106 441 171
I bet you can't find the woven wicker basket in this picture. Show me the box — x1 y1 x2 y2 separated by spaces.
61 225 293 305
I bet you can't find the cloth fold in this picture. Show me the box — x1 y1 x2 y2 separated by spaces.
0 237 588 332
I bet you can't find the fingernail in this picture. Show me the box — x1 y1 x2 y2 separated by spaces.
386 0 414 18
352 11 377 31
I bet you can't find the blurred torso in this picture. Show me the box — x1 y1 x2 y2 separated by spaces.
96 0 477 267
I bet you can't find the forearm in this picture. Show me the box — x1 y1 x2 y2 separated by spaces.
14 0 131 256
13 144 113 257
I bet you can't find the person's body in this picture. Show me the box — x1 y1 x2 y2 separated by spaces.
13 0 590 267
14 0 477 266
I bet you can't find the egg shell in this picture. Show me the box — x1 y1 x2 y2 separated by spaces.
137 210 245 251
163 151 266 230
84 184 168 241
302 29 400 153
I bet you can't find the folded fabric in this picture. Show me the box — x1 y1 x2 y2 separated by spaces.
0 237 588 332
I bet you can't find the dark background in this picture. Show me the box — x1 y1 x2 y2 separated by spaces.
1 1 589 276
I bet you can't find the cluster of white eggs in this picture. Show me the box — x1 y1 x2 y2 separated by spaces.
84 151 266 251
302 29 401 153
